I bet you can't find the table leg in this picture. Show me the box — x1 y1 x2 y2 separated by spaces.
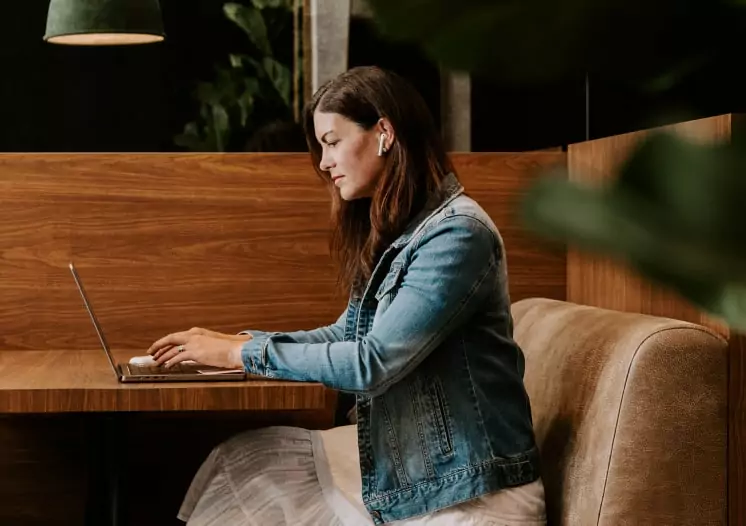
85 414 126 526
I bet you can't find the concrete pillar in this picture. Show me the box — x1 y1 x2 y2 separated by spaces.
309 0 351 93
440 68 472 152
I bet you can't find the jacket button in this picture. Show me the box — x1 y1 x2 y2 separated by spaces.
371 510 382 521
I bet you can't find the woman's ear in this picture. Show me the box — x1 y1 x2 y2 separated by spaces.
376 118 395 151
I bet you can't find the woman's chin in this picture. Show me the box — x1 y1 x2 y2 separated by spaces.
337 183 372 202
338 187 357 201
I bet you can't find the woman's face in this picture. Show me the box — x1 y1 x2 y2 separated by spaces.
313 111 392 201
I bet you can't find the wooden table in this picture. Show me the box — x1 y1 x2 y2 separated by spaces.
0 349 335 526
0 349 332 413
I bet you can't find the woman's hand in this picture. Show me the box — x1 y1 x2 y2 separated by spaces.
147 327 253 369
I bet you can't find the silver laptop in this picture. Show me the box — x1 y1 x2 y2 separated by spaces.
69 262 247 383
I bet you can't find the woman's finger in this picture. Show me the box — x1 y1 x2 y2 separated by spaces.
154 344 186 366
152 344 174 361
164 346 193 368
147 332 187 356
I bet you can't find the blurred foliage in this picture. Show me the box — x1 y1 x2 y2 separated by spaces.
175 0 296 152
367 0 746 328
521 133 746 330
366 0 742 90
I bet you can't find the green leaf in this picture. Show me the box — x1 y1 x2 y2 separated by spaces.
238 89 255 127
210 104 230 152
244 76 261 96
229 54 243 68
224 3 273 56
174 122 206 151
521 132 746 330
366 0 589 83
637 53 711 94
634 262 746 333
365 0 733 87
196 82 220 105
228 54 263 76
262 57 291 106
251 0 293 9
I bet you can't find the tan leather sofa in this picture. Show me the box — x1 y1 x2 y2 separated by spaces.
512 298 728 525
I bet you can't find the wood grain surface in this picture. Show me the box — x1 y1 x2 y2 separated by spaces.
566 114 742 526
0 349 332 413
567 114 731 335
0 153 339 352
0 152 566 353
455 152 567 303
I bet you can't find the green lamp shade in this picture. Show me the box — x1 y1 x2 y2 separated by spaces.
44 0 165 45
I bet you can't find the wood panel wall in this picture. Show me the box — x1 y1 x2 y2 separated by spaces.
566 114 744 526
0 152 564 353
0 154 339 352
0 151 566 526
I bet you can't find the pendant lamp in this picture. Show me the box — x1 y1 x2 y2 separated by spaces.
44 0 165 46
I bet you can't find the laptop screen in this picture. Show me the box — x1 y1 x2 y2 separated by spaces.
68 262 119 378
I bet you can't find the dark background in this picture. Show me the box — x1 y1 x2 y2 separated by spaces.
3 0 746 152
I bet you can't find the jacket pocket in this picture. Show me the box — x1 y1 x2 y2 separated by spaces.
374 264 404 302
428 377 454 457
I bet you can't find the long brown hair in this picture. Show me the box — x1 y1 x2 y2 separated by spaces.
303 66 454 294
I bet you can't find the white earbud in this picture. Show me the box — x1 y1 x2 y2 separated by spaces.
377 133 388 157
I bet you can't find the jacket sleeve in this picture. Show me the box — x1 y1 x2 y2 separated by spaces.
241 215 499 397
238 310 346 344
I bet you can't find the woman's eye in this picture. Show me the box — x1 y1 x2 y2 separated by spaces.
328 141 339 148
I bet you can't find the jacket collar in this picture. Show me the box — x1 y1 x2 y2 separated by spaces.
391 172 464 249
354 173 464 300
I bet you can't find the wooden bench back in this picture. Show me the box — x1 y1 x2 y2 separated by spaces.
0 152 565 351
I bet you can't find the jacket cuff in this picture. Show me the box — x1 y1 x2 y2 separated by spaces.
240 332 275 376
238 329 267 337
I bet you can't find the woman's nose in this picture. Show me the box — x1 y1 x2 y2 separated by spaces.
319 152 334 171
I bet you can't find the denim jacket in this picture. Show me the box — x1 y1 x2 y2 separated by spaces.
241 173 541 524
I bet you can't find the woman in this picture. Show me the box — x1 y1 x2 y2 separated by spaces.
148 66 546 526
